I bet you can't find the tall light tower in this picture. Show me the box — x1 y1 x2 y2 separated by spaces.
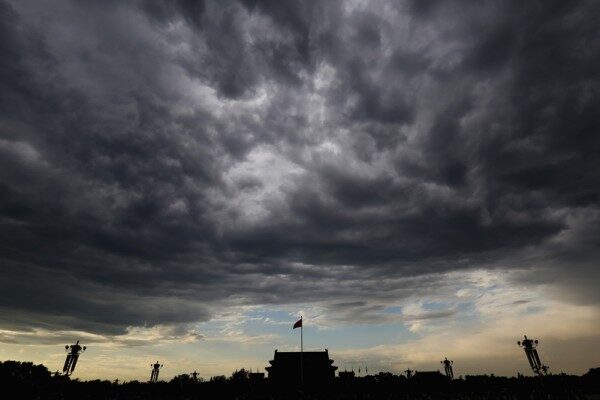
150 361 163 383
518 335 548 376
62 340 86 376
441 357 454 379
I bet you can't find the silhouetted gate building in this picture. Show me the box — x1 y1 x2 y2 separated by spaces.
266 349 337 390
412 371 449 387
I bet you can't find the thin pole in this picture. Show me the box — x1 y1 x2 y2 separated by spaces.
300 315 304 392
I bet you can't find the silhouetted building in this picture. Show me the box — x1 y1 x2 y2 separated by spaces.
266 349 337 390
412 371 449 386
249 371 265 381
338 370 355 380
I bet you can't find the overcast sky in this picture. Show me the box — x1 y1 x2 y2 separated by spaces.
1 0 599 381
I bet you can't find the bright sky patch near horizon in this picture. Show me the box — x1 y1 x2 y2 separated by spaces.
0 0 599 382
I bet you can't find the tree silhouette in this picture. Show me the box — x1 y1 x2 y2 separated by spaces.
230 368 249 381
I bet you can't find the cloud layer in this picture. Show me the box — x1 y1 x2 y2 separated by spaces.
0 0 599 344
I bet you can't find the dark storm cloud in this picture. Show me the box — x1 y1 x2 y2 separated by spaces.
0 0 598 340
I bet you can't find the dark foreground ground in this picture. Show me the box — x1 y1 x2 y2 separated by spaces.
2 361 599 400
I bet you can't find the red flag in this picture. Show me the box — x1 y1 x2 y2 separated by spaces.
293 318 302 329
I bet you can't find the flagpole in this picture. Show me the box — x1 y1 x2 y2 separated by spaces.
300 315 303 392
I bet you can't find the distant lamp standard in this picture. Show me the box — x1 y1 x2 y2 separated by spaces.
191 370 199 382
62 340 86 376
150 361 163 383
540 365 550 375
518 335 549 376
441 358 454 379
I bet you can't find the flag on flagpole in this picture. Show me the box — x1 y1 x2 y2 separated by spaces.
293 316 304 391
